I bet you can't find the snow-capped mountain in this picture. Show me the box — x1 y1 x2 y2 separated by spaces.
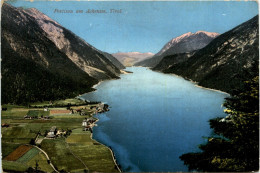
157 31 219 56
135 31 219 67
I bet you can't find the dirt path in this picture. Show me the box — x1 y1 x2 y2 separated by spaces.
33 145 59 173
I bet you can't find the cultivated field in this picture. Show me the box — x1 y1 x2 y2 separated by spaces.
17 147 40 163
4 145 32 161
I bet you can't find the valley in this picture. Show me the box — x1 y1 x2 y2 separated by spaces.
1 1 259 173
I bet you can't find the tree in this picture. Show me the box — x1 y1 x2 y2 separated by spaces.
180 76 259 172
30 138 36 145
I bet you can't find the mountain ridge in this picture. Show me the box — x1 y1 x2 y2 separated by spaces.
113 52 154 66
135 31 219 67
22 5 123 80
1 3 123 104
163 15 259 93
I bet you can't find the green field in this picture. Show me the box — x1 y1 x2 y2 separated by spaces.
67 129 118 172
2 126 37 144
66 129 93 144
2 142 21 158
41 138 87 172
3 147 54 172
2 160 28 172
26 151 54 172
27 110 50 117
2 107 28 120
54 98 86 105
30 98 87 107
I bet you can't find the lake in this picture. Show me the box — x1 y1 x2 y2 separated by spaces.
81 67 228 172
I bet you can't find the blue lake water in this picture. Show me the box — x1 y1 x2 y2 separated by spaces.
81 67 228 172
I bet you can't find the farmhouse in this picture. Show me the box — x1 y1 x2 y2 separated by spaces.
82 118 93 132
46 126 57 138
56 130 66 136
82 119 88 127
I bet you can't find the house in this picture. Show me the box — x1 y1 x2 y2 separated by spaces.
46 126 57 138
82 119 88 127
82 118 93 131
56 130 66 136
46 133 55 138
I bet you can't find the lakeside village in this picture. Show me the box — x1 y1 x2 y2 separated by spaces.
2 101 109 140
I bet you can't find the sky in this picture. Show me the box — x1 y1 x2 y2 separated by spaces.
7 0 259 54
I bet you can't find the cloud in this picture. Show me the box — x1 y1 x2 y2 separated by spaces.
222 13 226 16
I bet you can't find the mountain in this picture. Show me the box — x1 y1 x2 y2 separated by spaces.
22 6 122 80
153 51 196 71
101 52 125 69
1 3 122 104
164 15 259 93
112 52 154 66
135 31 219 67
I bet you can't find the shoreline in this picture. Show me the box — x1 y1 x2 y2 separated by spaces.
79 69 133 97
171 73 229 95
75 98 122 172
78 72 130 172
90 116 122 172
92 81 102 89
120 69 133 74
152 68 229 95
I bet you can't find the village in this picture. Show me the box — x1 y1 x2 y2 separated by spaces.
2 99 119 173
25 103 110 141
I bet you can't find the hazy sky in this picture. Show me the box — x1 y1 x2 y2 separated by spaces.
7 0 258 54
